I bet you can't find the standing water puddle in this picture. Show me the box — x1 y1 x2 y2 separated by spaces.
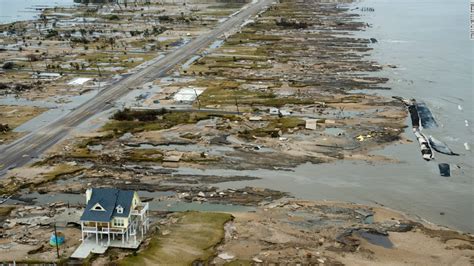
152 200 254 213
355 230 394 249
0 90 98 132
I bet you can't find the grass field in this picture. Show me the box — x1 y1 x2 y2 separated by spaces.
120 211 232 265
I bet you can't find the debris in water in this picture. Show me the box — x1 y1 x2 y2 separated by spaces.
361 7 375 12
464 142 471 151
416 102 438 129
408 105 420 128
394 97 442 160
458 105 463 111
465 120 469 127
428 136 459 156
355 210 374 224
414 130 434 161
438 163 450 177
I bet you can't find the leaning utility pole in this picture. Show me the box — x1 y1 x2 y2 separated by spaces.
234 96 240 114
95 59 102 77
53 223 60 259
193 88 201 110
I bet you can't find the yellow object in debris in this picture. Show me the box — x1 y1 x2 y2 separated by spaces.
366 134 372 138
356 135 365 141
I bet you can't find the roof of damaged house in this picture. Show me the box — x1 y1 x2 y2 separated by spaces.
80 188 135 222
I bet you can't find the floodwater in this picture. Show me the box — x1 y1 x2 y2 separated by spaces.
354 0 473 164
0 0 472 232
0 90 98 132
0 0 73 24
348 0 473 230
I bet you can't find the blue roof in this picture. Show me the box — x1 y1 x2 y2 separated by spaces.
80 188 135 222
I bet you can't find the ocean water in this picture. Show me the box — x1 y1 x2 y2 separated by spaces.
355 0 473 159
0 0 73 24
349 0 473 229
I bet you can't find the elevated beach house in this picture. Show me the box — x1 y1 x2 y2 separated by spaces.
79 188 149 249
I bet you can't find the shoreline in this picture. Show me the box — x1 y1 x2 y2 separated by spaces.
1 197 472 264
0 0 466 234
0 0 75 25
0 0 472 263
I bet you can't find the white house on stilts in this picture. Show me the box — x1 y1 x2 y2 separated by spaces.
71 188 149 259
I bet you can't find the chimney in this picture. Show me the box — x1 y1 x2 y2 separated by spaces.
86 188 92 204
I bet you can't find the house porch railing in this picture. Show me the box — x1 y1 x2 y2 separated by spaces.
131 202 149 216
82 226 125 234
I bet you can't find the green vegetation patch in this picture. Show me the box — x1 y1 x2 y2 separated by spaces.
69 148 98 159
120 212 233 265
103 109 239 135
195 80 313 108
225 32 282 45
125 149 163 163
0 206 14 219
239 117 305 139
77 134 114 148
42 164 84 182
198 85 273 107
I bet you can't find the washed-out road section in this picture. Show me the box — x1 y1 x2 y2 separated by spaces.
0 0 272 176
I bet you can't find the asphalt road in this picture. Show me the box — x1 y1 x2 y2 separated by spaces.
0 0 271 176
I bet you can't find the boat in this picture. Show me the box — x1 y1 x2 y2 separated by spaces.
392 96 414 106
408 104 420 128
415 102 438 129
428 136 459 156
414 130 434 161
392 96 420 128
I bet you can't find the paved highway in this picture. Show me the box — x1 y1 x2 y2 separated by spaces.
0 0 272 176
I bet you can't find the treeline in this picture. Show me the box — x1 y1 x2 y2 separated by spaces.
112 108 169 121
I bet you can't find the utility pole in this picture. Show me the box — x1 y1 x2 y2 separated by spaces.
234 96 240 114
27 56 36 74
96 59 102 77
97 78 101 93
94 59 102 93
54 223 60 259
193 88 201 110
